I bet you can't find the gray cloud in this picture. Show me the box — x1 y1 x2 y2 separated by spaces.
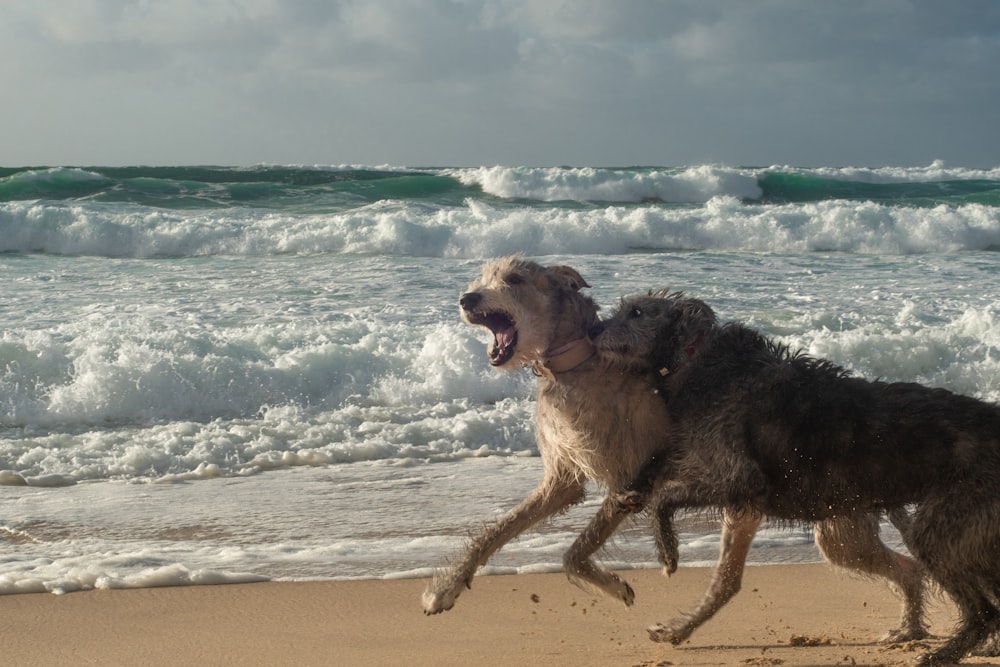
2 0 998 166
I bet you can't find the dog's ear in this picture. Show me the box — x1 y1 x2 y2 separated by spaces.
686 300 716 326
674 298 716 359
548 265 591 291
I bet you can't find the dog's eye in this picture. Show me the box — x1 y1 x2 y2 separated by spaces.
506 274 523 286
629 306 643 319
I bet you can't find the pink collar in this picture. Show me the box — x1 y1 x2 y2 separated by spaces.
532 337 595 381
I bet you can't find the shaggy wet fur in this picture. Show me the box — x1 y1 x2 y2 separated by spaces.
422 256 671 615
592 291 1000 666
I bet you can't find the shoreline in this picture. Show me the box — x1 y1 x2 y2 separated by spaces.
2 564 997 666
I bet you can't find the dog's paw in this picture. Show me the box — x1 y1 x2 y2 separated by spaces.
618 578 636 607
421 585 460 615
658 544 679 576
648 621 692 645
661 552 679 577
878 625 929 644
565 569 634 607
914 652 946 667
972 632 1000 657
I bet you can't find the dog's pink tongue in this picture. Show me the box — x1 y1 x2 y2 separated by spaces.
496 325 516 349
490 325 517 362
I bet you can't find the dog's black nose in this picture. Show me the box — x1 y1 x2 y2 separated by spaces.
459 292 481 311
588 321 606 339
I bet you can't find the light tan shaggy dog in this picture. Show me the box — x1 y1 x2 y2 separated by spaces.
422 255 670 614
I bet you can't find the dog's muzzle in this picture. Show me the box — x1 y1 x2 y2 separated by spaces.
460 292 518 366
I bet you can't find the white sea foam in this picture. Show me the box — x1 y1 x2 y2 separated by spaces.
4 251 1000 492
779 160 1000 184
0 461 836 594
450 165 764 203
0 167 109 187
450 162 1000 200
777 302 1000 402
3 194 998 259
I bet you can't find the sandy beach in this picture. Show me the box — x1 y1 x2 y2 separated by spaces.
1 564 997 667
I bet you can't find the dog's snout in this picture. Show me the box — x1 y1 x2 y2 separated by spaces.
587 321 606 340
460 292 482 311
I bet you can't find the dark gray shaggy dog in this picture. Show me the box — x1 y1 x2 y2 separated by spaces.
592 291 1000 667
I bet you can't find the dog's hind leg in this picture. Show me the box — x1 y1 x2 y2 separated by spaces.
909 495 1000 665
562 494 637 606
814 514 927 642
422 476 586 614
649 508 763 645
917 584 999 667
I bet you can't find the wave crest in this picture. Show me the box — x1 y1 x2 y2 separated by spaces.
450 165 764 203
3 196 999 258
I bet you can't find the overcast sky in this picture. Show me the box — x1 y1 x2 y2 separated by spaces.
3 0 999 168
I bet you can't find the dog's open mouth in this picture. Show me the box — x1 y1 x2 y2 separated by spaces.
467 310 518 366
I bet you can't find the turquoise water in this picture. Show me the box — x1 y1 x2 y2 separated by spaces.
3 163 999 211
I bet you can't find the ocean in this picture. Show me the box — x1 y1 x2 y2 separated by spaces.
2 162 999 595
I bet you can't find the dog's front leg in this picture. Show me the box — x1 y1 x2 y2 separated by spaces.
422 476 586 614
653 502 680 575
562 493 637 606
648 481 690 573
